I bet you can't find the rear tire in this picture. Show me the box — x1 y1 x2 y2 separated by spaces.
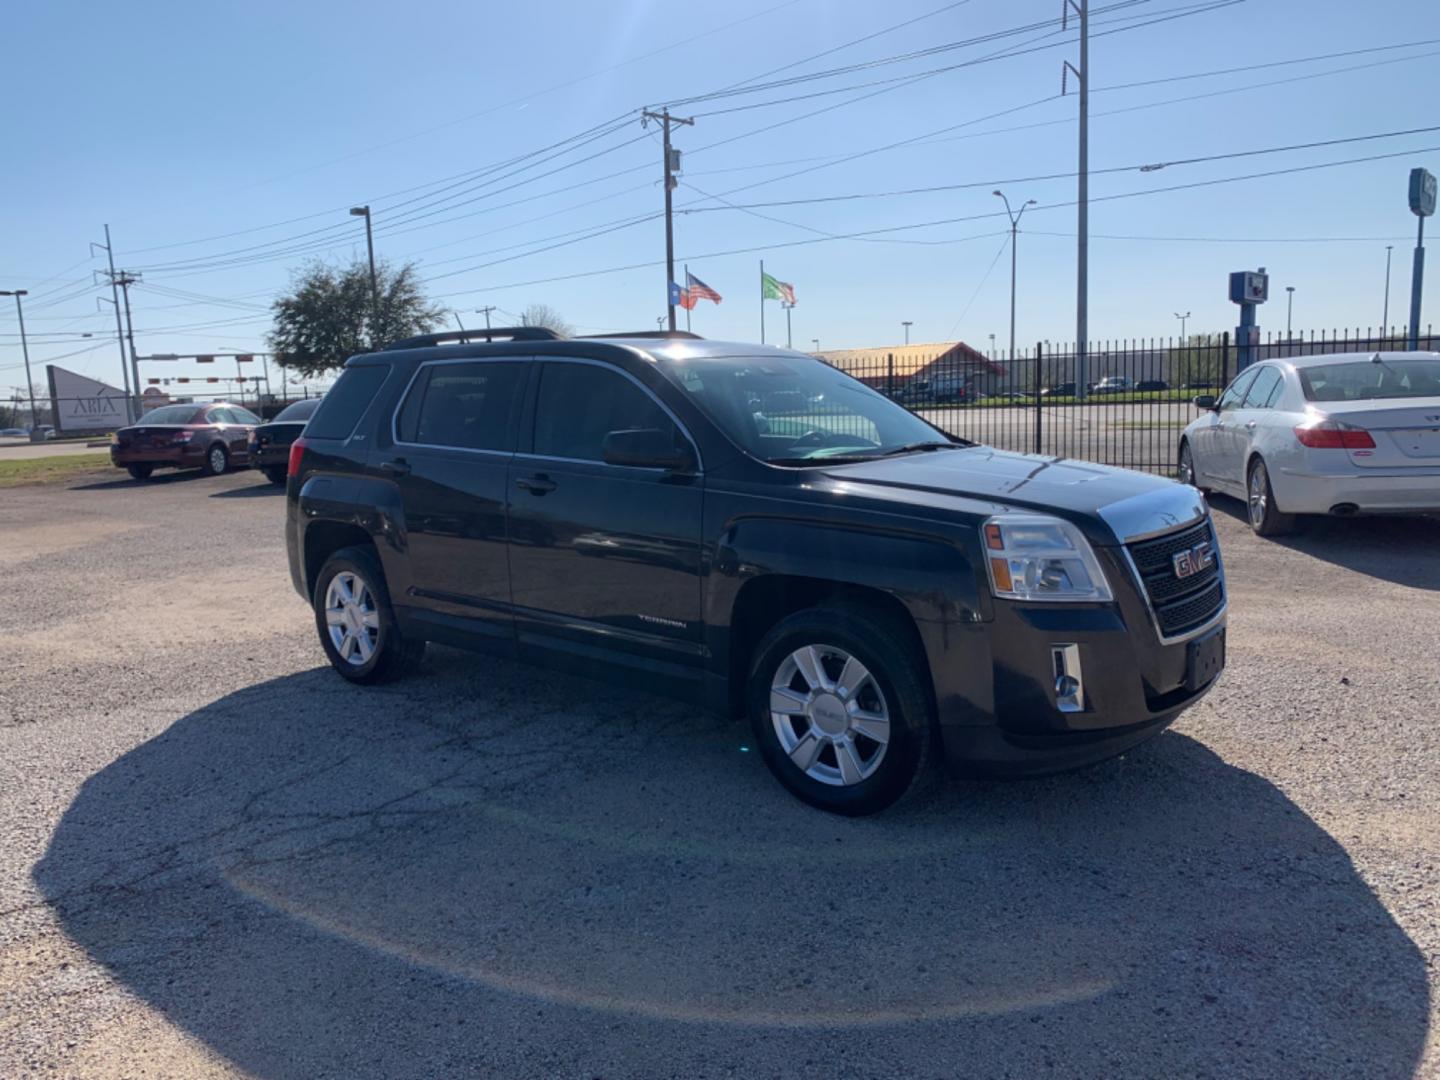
200 443 228 477
313 545 425 684
262 466 287 485
747 604 934 816
1246 457 1295 537
126 464 153 481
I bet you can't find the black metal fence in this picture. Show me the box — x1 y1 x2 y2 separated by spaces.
824 326 1436 476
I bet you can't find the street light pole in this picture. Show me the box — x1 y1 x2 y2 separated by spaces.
783 302 795 348
1383 245 1393 333
350 206 379 343
1285 286 1295 338
0 291 35 436
901 320 913 345
811 338 820 353
1174 311 1190 340
993 191 1036 363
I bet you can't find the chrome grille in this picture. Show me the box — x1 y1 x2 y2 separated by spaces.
1126 519 1224 638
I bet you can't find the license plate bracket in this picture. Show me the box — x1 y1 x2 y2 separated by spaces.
1185 626 1226 692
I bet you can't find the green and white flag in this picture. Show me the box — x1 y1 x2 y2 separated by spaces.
760 272 796 304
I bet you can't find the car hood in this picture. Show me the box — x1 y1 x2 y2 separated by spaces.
820 446 1203 545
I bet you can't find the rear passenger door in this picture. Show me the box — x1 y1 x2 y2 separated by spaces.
384 358 528 645
506 359 704 683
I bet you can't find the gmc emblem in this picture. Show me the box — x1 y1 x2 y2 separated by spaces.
1172 540 1215 580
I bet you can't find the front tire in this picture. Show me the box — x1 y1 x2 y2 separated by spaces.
312 545 425 684
1246 457 1295 537
748 605 934 816
126 464 154 481
1177 440 1208 494
262 466 287 485
200 443 228 477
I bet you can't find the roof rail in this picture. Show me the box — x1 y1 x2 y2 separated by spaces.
575 330 704 340
383 326 563 350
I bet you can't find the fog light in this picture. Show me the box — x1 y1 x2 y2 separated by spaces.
1051 644 1084 713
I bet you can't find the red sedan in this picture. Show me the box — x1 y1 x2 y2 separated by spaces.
110 402 261 480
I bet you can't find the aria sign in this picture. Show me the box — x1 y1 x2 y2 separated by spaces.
46 364 129 432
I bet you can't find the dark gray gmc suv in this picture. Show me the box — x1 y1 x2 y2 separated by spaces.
285 328 1226 814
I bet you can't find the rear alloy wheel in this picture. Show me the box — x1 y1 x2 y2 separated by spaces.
200 443 228 477
1246 457 1295 537
126 464 154 481
748 605 933 815
312 545 424 684
1177 440 1207 494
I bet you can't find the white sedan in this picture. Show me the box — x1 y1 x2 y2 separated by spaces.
1178 351 1440 536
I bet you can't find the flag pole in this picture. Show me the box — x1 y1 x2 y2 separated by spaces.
684 263 691 333
760 259 766 344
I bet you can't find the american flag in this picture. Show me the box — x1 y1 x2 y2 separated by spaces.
686 271 722 304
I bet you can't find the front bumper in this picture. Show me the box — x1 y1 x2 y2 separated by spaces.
1275 466 1440 514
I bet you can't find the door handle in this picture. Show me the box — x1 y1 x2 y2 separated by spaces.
380 459 411 477
515 474 557 494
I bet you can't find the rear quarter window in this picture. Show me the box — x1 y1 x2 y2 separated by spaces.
304 366 389 440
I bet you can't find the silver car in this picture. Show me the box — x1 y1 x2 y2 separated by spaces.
1178 351 1440 536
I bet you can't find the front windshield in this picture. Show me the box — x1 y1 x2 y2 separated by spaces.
662 355 953 464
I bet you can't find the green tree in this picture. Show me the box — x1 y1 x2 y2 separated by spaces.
269 260 444 378
1167 332 1225 388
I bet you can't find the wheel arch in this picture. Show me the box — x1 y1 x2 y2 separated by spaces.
303 521 376 601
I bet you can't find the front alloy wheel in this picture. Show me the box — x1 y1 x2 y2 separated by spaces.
770 645 890 787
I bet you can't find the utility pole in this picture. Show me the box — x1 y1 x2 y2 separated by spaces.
642 108 694 332
994 190 1036 363
99 269 143 419
92 225 135 423
474 306 495 331
1063 0 1089 398
350 206 379 344
901 320 913 345
812 338 820 353
0 291 35 435
1174 311 1190 340
1383 245 1393 332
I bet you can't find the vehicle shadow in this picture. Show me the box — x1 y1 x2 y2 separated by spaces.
210 480 284 498
34 658 1429 1078
1210 494 1440 591
69 470 209 491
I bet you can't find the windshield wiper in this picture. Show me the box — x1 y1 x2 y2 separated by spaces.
876 440 967 457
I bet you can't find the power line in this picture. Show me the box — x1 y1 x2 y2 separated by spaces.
677 125 1440 213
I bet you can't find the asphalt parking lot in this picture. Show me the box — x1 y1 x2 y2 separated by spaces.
2 467 1437 1078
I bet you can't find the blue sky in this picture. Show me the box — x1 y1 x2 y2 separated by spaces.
2 0 1437 393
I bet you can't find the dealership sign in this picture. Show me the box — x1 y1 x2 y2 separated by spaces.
46 364 129 432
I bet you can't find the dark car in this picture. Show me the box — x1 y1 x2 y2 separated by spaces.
249 397 322 484
1136 379 1170 392
110 402 260 480
285 328 1226 815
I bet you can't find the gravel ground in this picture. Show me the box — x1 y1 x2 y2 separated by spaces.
1 467 1436 1079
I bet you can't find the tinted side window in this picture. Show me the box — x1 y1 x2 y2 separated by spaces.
1241 366 1282 408
229 406 261 424
306 366 389 440
396 361 524 451
1217 369 1258 410
204 408 230 425
532 363 678 463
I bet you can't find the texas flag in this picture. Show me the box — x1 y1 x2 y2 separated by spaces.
668 281 697 310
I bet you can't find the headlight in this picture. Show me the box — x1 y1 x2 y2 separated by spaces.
982 513 1113 602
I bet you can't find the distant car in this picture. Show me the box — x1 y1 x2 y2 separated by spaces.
249 398 322 484
1136 379 1170 392
1039 382 1077 398
1092 376 1133 395
0 427 27 437
1179 351 1440 535
109 402 260 480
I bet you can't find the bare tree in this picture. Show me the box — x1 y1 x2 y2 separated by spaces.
520 304 573 337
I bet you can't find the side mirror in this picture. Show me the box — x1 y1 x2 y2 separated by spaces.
602 428 695 472
1192 394 1218 411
